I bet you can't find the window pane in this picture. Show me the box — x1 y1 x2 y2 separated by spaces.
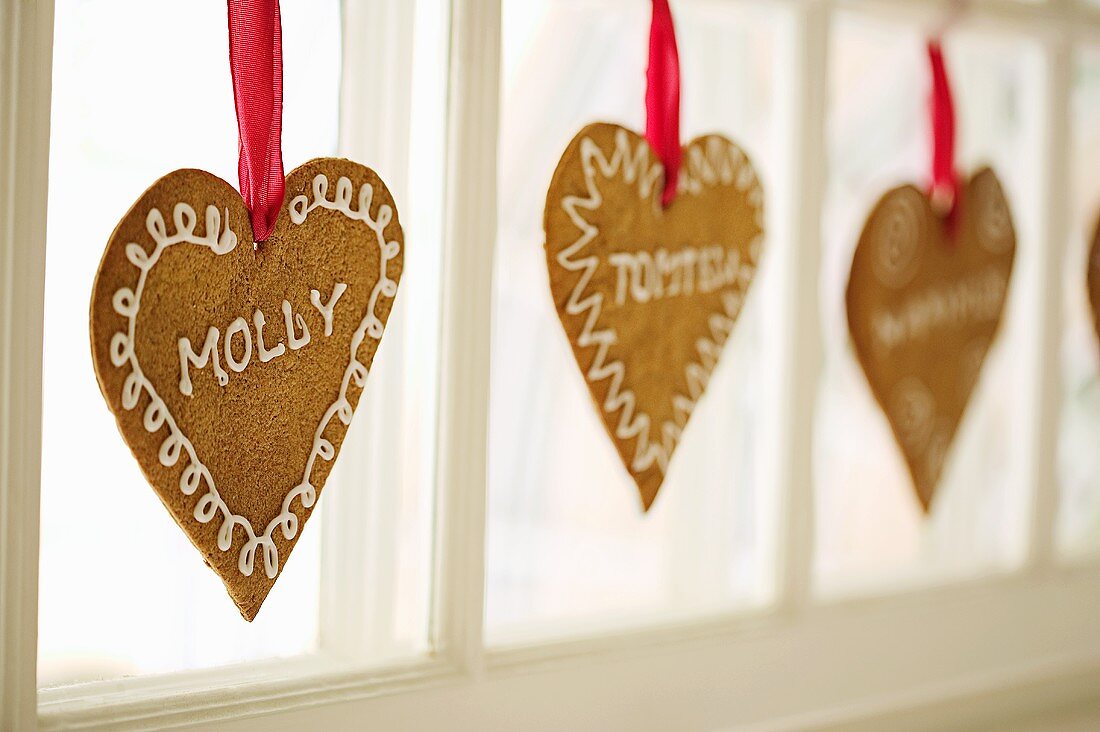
39 0 339 686
318 0 448 661
1058 48 1100 560
487 0 780 642
814 15 1036 596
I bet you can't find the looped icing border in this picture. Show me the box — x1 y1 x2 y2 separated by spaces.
108 174 399 578
557 128 764 476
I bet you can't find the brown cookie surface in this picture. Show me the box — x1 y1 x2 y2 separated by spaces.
544 123 764 510
846 168 1015 513
90 158 403 619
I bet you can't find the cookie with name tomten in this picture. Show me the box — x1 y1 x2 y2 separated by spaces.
90 158 402 620
846 168 1015 513
544 123 764 510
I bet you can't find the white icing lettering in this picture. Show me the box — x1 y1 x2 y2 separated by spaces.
253 309 286 363
177 287 348 394
871 267 1007 351
310 282 348 337
282 300 311 350
178 327 229 396
223 317 252 372
608 245 749 306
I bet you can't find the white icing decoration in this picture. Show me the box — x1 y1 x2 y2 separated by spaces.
108 176 398 579
281 300 311 350
871 189 923 289
890 375 935 452
925 422 950 481
974 173 1013 254
223 317 252 373
253 309 286 363
178 327 229 396
556 130 762 476
870 267 1007 351
310 282 348 337
608 246 748 306
183 297 334 388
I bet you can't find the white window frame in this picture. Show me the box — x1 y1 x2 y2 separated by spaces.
4 0 1100 730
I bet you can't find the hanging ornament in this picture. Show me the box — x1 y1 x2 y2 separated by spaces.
89 0 403 620
543 0 765 510
846 38 1015 513
1085 214 1100 348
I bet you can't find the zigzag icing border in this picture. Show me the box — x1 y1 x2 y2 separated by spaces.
555 127 764 478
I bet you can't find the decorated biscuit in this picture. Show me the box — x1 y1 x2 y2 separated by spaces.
846 168 1015 511
544 123 764 509
90 158 402 619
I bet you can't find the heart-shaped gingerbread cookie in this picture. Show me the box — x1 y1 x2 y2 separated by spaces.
1085 212 1100 349
544 123 764 509
90 158 402 619
846 167 1015 512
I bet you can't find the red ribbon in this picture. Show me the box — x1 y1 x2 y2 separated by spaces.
228 0 284 243
927 39 959 228
646 0 681 207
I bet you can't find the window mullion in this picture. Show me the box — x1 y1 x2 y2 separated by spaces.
319 0 418 655
772 0 829 614
0 1 54 726
1023 30 1072 572
431 0 502 675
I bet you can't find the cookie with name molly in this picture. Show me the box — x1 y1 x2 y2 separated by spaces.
544 123 764 510
846 168 1015 513
90 158 403 619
